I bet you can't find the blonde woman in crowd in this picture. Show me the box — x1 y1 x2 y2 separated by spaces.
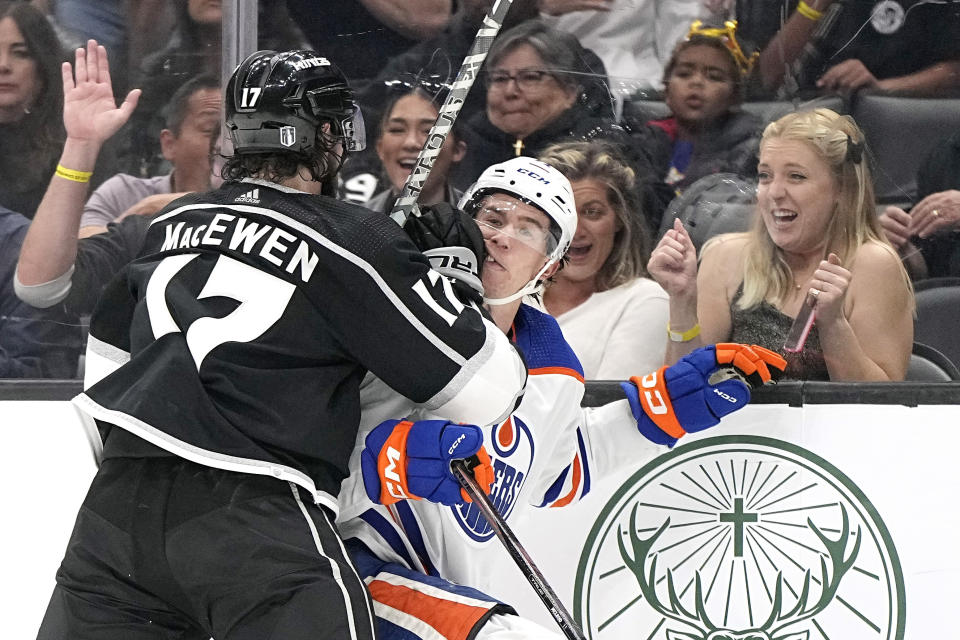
649 108 913 380
541 140 669 378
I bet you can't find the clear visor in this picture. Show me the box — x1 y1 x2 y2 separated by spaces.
338 106 366 152
474 199 558 258
305 87 366 152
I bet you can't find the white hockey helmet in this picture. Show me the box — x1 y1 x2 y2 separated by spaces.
458 157 577 305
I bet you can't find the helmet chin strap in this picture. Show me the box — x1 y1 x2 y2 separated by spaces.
482 260 553 306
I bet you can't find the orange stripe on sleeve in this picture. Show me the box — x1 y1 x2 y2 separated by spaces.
368 579 491 640
529 366 585 383
550 456 582 508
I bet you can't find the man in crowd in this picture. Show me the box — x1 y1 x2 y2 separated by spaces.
78 73 222 237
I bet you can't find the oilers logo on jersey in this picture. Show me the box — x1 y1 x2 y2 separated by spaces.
450 416 534 542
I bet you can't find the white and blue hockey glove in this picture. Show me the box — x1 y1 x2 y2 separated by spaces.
360 419 495 506
620 343 787 447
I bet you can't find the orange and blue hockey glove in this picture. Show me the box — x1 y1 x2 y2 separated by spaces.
620 343 787 447
360 419 495 506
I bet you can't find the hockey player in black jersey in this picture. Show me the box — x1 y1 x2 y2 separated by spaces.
35 43 527 640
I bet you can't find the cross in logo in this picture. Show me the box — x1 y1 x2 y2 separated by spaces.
719 496 757 557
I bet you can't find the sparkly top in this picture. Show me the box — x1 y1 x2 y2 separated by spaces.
729 284 829 381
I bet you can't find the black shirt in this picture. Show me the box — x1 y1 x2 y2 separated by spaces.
738 0 960 88
915 131 960 277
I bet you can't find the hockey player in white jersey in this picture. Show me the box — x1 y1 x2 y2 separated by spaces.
337 157 787 639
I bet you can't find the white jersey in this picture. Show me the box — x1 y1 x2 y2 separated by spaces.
337 304 666 596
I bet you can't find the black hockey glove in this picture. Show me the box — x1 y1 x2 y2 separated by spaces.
403 203 486 308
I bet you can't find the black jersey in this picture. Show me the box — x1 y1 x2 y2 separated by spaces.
75 179 526 513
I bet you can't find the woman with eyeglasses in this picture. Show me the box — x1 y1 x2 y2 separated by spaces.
452 19 670 224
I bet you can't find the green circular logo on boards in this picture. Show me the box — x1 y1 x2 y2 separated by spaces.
574 436 905 640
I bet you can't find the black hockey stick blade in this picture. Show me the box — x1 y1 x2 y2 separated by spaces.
389 0 515 227
451 457 587 640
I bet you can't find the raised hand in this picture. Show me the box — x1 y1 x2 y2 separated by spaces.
807 252 851 325
647 218 698 298
61 40 140 148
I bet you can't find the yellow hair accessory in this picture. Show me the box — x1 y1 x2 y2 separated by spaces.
686 20 759 76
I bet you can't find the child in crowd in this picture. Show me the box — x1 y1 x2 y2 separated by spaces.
648 20 762 193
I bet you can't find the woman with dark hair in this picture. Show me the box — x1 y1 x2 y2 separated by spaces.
362 81 466 214
0 1 66 217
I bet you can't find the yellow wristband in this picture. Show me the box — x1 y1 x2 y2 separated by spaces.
796 0 823 21
667 322 701 343
55 164 93 183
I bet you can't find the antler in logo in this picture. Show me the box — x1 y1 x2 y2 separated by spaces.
618 503 861 640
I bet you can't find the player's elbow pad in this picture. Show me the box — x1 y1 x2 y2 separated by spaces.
13 265 74 308
431 330 527 426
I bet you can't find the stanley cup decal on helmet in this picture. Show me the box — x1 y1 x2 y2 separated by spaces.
225 50 366 156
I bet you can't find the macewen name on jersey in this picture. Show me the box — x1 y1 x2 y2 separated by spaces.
75 181 529 515
159 211 319 283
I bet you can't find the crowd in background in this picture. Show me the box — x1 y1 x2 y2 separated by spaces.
2 0 959 380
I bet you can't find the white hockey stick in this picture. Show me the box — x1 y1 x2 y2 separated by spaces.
451 458 588 640
389 0 515 227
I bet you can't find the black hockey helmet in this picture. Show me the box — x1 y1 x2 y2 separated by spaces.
225 50 366 156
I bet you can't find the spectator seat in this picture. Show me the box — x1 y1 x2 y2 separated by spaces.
907 342 960 381
852 95 960 204
913 280 960 371
626 95 845 127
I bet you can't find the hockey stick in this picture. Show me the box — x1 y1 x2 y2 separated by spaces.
389 0 515 228
451 458 587 640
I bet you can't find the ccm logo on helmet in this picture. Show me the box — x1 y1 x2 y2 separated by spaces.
516 168 551 184
292 56 331 71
